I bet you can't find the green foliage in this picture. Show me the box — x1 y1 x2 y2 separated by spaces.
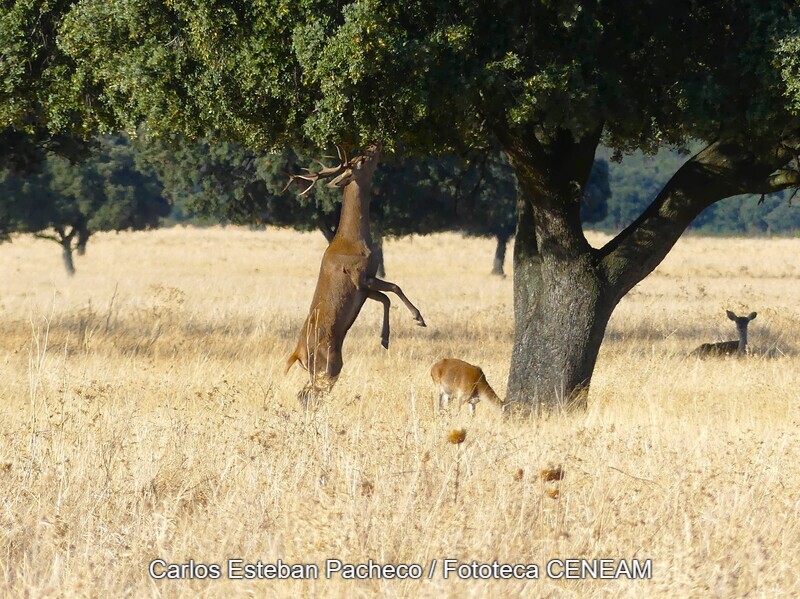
134 133 615 248
372 151 516 239
3 1 797 209
35 1 797 158
594 147 692 230
0 1 93 171
691 191 799 234
57 0 311 149
135 135 511 237
0 0 76 131
0 135 169 251
134 135 343 233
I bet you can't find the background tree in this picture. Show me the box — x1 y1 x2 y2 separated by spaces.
372 150 519 276
376 152 608 277
133 136 343 236
0 136 169 274
23 0 800 410
0 0 92 246
137 136 498 275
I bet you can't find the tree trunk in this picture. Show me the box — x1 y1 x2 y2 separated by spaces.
372 231 386 277
505 169 613 412
501 132 800 413
61 239 76 276
507 247 615 410
501 127 607 412
76 223 90 256
491 233 509 276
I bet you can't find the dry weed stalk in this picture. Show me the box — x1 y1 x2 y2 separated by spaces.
448 428 467 503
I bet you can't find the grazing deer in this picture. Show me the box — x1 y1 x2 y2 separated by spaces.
690 310 757 357
285 144 426 403
431 358 506 416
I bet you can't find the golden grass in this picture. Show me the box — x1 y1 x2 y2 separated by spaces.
1 227 799 597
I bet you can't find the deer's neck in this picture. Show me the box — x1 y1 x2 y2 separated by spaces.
336 180 373 246
737 325 748 352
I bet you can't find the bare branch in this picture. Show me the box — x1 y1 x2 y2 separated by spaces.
760 167 800 193
33 233 60 244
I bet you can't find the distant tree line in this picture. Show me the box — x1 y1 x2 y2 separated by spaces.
1 135 796 277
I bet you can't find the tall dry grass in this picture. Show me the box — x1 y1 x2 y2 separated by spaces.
1 227 799 597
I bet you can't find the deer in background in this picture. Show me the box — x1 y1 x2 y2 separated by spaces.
431 358 506 416
690 310 757 357
285 143 426 404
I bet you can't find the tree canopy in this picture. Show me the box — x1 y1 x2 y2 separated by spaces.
24 2 789 155
0 0 92 170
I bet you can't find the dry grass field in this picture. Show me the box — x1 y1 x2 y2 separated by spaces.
1 226 799 598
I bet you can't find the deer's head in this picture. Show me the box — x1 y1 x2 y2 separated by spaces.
286 143 382 196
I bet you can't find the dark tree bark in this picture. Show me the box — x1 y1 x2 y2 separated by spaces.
61 240 76 276
500 128 800 413
54 226 77 276
372 230 386 278
76 221 90 256
599 140 800 298
491 232 510 277
501 127 608 411
37 226 78 276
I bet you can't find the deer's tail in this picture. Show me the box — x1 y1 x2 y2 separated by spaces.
285 351 300 374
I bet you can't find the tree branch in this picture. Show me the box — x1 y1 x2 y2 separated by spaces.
600 139 800 299
33 233 60 244
760 168 800 193
453 150 489 212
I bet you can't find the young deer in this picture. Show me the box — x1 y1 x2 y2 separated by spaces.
691 310 757 357
285 144 426 404
431 358 506 416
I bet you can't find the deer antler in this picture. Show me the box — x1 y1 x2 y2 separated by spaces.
285 145 350 196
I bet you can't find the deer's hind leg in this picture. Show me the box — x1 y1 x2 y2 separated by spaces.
438 390 451 412
363 277 426 327
366 290 391 349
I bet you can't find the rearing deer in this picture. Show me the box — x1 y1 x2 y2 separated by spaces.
690 310 757 357
284 143 426 403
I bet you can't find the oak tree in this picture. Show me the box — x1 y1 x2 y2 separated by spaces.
0 136 169 275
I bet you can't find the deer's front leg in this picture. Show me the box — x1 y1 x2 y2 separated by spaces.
363 277 426 327
366 290 391 349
